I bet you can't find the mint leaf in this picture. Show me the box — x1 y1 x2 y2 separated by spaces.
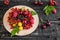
43 5 48 10
43 5 55 16
45 10 49 16
31 11 37 15
49 6 54 11
11 26 19 37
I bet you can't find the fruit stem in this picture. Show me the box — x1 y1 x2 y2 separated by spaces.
40 18 45 24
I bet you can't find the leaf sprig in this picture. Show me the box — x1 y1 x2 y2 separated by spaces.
43 5 55 16
11 26 19 37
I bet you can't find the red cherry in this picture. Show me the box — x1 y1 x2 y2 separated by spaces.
46 21 51 26
50 2 54 6
23 19 28 24
52 8 56 14
30 19 34 24
27 13 32 18
41 24 46 29
13 12 18 18
4 0 9 5
24 11 29 15
39 2 43 5
24 25 30 29
33 1 38 5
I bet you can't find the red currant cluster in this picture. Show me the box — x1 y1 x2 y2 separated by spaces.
40 19 51 29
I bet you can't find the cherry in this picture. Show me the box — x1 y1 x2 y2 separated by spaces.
4 0 9 5
33 0 38 5
27 13 32 19
24 11 29 15
24 25 30 29
52 8 56 14
50 2 54 6
41 24 46 29
13 12 18 18
22 19 28 24
39 2 43 5
30 19 34 24
46 21 51 26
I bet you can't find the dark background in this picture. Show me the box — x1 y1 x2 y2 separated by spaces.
0 0 60 40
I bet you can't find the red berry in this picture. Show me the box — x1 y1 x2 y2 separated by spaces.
33 1 38 5
23 19 28 24
24 25 30 29
13 12 18 18
24 11 29 15
30 19 34 24
52 8 56 14
39 2 43 5
50 2 54 6
41 24 46 29
4 0 9 5
46 21 51 26
27 13 32 18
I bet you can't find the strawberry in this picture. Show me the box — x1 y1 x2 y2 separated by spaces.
52 8 56 14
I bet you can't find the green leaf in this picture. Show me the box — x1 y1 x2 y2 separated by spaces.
44 5 55 16
11 26 19 37
31 11 37 15
43 5 48 10
49 6 55 11
45 10 49 16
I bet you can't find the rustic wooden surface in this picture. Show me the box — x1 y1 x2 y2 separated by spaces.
0 0 60 40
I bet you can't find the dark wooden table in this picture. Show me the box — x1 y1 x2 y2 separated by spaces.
0 0 60 40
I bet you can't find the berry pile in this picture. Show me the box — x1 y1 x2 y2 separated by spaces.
8 8 34 30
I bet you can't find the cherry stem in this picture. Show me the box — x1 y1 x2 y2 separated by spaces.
40 18 45 24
